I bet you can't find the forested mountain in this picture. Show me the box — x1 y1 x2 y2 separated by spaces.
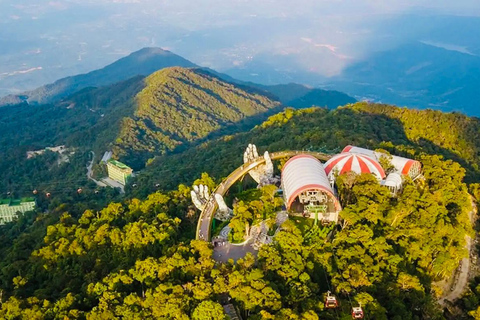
0 48 197 106
0 102 478 319
132 102 480 196
0 46 356 113
112 67 281 166
0 67 282 197
254 83 356 109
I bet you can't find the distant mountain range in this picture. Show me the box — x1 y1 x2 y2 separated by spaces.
0 47 354 111
0 48 197 106
330 41 480 116
252 83 355 109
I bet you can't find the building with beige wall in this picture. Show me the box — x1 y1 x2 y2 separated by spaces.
107 159 133 185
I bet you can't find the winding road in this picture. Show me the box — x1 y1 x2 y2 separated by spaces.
196 150 332 241
86 151 107 187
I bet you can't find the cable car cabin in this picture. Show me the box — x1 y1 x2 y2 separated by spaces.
352 306 364 319
325 296 338 308
325 292 338 309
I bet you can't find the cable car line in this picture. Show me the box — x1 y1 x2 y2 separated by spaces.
331 249 365 319
322 263 340 319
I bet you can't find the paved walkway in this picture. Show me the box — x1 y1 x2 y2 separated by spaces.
213 237 257 262
441 237 471 304
213 216 286 262
219 226 231 239
101 177 125 194
276 211 288 226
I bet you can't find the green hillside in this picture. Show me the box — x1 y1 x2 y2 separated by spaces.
131 102 480 196
112 67 280 166
0 47 197 106
350 103 480 168
0 67 280 197
0 102 477 319
257 83 356 109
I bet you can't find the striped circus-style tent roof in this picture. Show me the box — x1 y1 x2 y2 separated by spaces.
342 145 422 179
324 152 386 181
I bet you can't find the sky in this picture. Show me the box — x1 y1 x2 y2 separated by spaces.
1 0 480 94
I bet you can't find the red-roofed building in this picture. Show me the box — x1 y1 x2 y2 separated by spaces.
342 146 421 179
324 153 386 181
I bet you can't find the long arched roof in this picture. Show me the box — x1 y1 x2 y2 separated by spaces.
383 172 403 188
324 153 386 180
281 155 341 210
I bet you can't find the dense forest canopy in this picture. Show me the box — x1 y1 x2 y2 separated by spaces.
0 151 474 319
1 87 480 318
132 102 480 197
0 67 282 197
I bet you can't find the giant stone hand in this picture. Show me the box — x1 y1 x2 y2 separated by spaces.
243 144 274 184
214 193 233 221
191 184 210 211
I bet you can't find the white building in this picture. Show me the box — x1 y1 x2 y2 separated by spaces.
0 198 36 225
382 172 403 195
281 155 341 223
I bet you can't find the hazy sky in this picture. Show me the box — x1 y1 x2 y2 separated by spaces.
1 0 480 93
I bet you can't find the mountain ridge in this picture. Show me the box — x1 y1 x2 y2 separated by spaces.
130 102 480 195
0 66 282 195
0 47 197 106
0 47 356 113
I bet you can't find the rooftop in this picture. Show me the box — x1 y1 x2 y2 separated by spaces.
0 198 36 206
108 159 132 170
